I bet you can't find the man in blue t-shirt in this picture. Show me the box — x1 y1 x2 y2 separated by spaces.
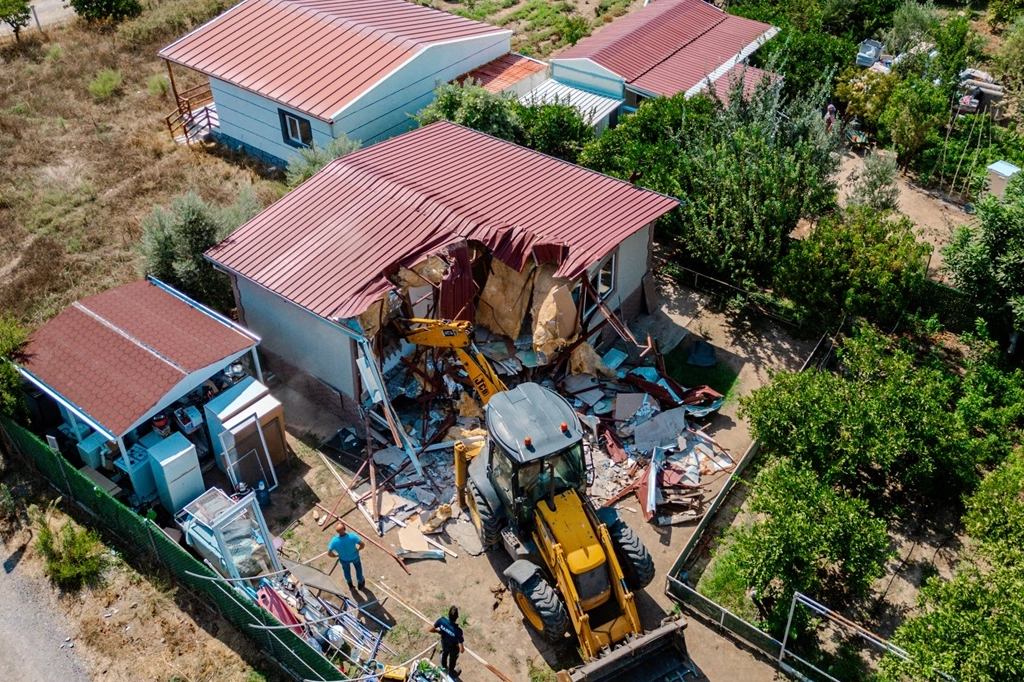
429 605 464 677
328 521 365 590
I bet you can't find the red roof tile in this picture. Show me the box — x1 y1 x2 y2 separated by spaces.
557 0 774 97
458 53 548 93
159 0 508 122
18 281 256 436
206 121 679 322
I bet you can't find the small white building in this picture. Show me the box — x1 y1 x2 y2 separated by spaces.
159 0 512 167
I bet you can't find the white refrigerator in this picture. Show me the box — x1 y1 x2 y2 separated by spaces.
148 432 205 513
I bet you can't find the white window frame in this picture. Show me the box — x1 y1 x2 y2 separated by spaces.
581 252 617 319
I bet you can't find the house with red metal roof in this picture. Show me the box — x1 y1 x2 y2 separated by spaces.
159 0 512 167
205 121 679 406
522 0 778 129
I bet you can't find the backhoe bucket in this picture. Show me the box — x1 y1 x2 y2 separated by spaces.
556 619 693 682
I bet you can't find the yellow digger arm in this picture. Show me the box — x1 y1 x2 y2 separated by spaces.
400 318 507 404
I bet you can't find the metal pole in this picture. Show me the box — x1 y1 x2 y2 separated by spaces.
31 6 41 32
779 590 799 666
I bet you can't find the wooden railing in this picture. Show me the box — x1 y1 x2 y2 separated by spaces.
165 81 214 144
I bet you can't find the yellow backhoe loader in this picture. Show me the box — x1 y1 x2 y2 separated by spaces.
401 319 692 681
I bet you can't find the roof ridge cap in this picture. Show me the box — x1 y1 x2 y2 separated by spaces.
274 0 461 50
72 301 187 376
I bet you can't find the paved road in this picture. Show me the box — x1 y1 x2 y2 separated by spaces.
0 542 90 682
0 0 76 38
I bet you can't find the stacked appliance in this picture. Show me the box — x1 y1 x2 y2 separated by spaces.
204 377 286 490
148 432 205 513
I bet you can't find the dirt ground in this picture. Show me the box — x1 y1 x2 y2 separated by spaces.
836 150 971 284
263 275 816 682
0 485 286 682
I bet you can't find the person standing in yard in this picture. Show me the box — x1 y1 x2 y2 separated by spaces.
430 605 464 677
328 522 365 590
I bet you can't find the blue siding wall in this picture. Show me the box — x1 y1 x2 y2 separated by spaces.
210 79 333 166
333 33 511 144
235 277 358 397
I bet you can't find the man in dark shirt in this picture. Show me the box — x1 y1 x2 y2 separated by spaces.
430 605 465 677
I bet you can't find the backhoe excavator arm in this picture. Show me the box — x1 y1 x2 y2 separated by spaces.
400 318 507 404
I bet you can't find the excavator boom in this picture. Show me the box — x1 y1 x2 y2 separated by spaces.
400 318 507 404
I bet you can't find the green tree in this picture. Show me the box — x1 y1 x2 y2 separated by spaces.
932 15 986 97
997 17 1024 105
943 175 1024 333
415 81 521 142
880 561 1024 682
0 0 31 41
139 190 262 311
728 458 891 634
415 81 595 162
879 74 946 169
833 68 898 134
67 0 141 22
512 99 594 163
0 316 28 420
740 324 975 496
776 207 929 327
581 80 838 286
964 449 1024 563
882 0 939 56
989 0 1024 29
285 134 361 188
955 327 1024 465
880 449 1024 682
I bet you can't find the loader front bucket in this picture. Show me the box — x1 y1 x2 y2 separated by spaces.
556 619 694 682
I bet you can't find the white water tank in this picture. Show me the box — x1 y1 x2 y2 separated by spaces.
986 161 1020 199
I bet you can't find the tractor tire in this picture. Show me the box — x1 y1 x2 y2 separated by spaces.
467 478 503 549
609 519 656 590
508 574 570 643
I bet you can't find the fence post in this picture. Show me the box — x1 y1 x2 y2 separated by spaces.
56 455 73 500
144 521 161 565
779 591 799 666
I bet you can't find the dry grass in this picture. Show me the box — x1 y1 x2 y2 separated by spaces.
0 18 283 328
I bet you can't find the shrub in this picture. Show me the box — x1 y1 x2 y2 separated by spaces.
33 500 107 591
146 74 170 98
285 135 361 188
848 151 900 212
67 0 141 22
116 0 238 49
0 484 15 522
88 68 123 101
0 314 28 420
139 189 263 311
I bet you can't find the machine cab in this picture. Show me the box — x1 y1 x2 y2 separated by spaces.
484 383 586 534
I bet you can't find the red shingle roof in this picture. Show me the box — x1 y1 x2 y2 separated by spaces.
159 0 508 121
206 121 679 322
458 53 548 93
17 281 256 436
557 0 774 97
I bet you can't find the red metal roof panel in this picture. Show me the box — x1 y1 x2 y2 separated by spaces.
206 121 680 322
17 281 257 436
556 0 773 95
159 0 508 121
457 52 548 93
709 64 780 103
630 13 774 96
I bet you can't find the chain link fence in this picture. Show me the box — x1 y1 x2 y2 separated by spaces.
0 417 343 682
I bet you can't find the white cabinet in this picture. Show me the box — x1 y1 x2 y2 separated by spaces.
148 432 205 513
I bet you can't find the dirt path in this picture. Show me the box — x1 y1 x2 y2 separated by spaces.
837 151 967 283
0 538 90 682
